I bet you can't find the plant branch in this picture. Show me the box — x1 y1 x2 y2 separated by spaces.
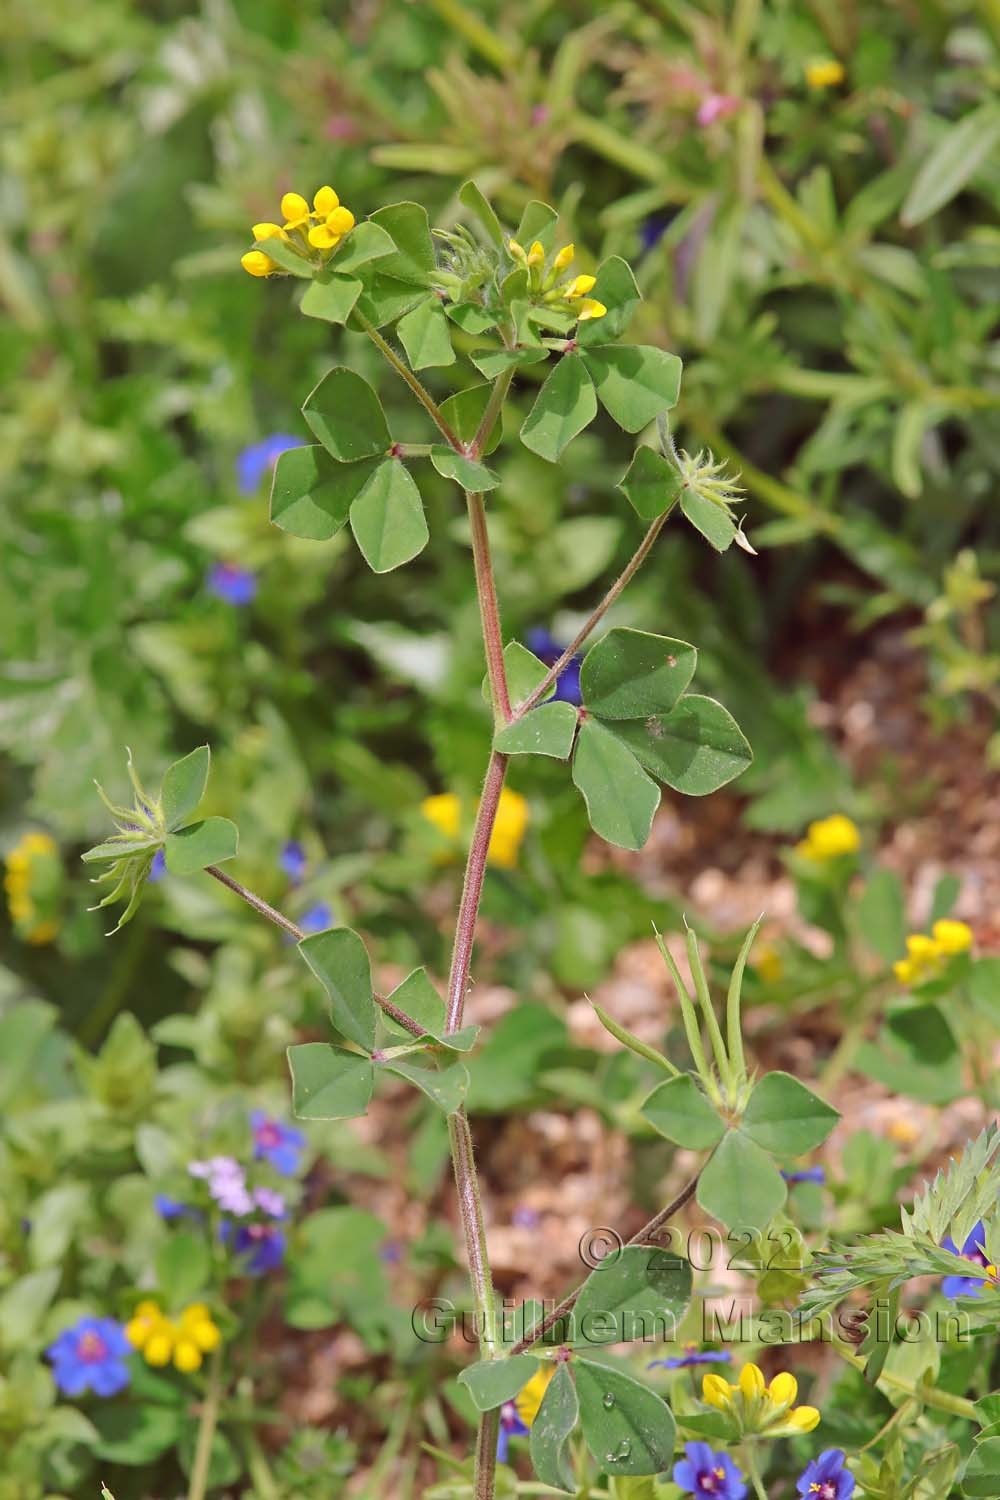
204 866 426 1039
187 1348 224 1500
358 313 462 449
509 1174 700 1356
445 751 509 1033
471 368 515 460
450 1110 500 1358
514 508 673 717
466 491 512 723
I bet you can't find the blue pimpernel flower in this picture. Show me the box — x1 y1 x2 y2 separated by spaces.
942 1220 991 1299
147 848 166 883
299 902 333 935
496 1399 530 1463
640 213 672 252
673 1441 747 1499
46 1316 132 1398
650 1343 733 1371
796 1448 855 1500
525 628 582 706
154 1194 199 1221
782 1167 826 1186
207 562 257 606
221 1219 286 1274
236 434 305 494
280 840 308 884
251 1110 305 1177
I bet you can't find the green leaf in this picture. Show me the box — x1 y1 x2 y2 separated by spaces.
618 446 683 521
855 1004 963 1105
572 719 660 851
574 1359 676 1476
252 236 312 278
458 1355 541 1411
287 1043 375 1120
155 1230 210 1305
429 446 500 491
583 345 682 432
580 628 696 719
368 201 435 282
571 1246 692 1346
350 458 429 573
439 383 503 455
613 695 752 795
576 257 641 346
530 1363 578 1493
697 1130 787 1230
494 702 578 759
330 219 396 275
270 446 375 540
93 1403 182 1465
160 745 209 830
298 927 378 1052
300 273 363 325
681 490 738 552
963 1437 1000 1497
459 180 505 250
470 346 548 380
303 367 390 461
352 274 427 329
397 297 456 369
856 868 906 963
641 1074 725 1149
385 968 447 1037
446 302 498 333
164 816 238 875
502 641 552 707
515 200 560 253
901 105 1000 227
520 355 597 462
0 1268 60 1347
742 1071 839 1155
381 1056 469 1113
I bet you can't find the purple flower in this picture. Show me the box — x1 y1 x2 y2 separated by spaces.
222 1219 286 1274
673 1441 747 1499
251 1111 305 1177
147 849 166 883
189 1156 253 1215
796 1449 854 1500
496 1399 529 1463
696 92 741 127
253 1187 288 1219
236 434 305 494
155 1194 196 1221
782 1167 826 1186
511 1206 541 1230
525 629 582 706
640 214 672 253
280 840 308 884
380 1239 403 1264
207 561 257 606
650 1344 732 1371
299 902 333 935
46 1316 132 1398
942 1220 990 1299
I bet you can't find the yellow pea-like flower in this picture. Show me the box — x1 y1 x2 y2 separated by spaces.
251 222 285 241
326 206 355 235
241 250 277 278
553 243 575 271
739 1363 765 1398
173 1339 203 1373
785 1405 821 1431
307 224 342 250
576 298 607 321
313 185 340 216
527 240 545 266
508 239 527 262
767 1372 797 1406
487 788 529 869
422 793 461 841
514 1365 555 1426
796 814 860 861
565 274 597 299
280 192 311 227
806 59 845 90
144 1332 174 1367
702 1373 733 1408
931 919 972 955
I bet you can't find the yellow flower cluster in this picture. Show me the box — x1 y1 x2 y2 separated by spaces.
126 1300 221 1373
893 919 973 986
4 831 59 945
241 185 356 278
795 814 860 862
805 58 845 90
515 1363 555 1424
421 788 530 870
508 239 606 322
703 1363 820 1436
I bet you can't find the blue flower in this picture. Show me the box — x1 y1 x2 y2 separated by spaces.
154 1194 198 1221
673 1441 747 1499
251 1110 305 1177
640 213 672 252
942 1220 990 1299
46 1316 132 1398
221 1219 286 1274
511 1205 541 1229
147 849 166 883
525 628 582 706
207 562 257 606
796 1448 855 1500
280 840 308 884
650 1344 732 1371
299 902 333 935
236 434 305 494
496 1399 530 1463
380 1239 403 1264
782 1167 826 1186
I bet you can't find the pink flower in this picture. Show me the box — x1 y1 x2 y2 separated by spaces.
696 93 741 127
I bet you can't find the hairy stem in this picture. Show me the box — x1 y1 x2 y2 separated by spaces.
509 1174 700 1356
358 314 462 449
472 368 515 460
449 1110 500 1357
187 1348 224 1500
515 509 672 716
445 751 508 1033
473 1409 501 1500
467 491 512 722
204 866 426 1038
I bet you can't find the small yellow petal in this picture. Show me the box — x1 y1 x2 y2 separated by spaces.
805 59 845 90
280 192 310 222
422 794 462 840
893 958 914 984
326 206 355 235
190 1319 221 1352
251 222 285 241
576 298 607 321
515 1365 555 1426
241 250 277 278
527 240 545 265
307 224 340 249
508 239 527 261
125 1318 150 1349
144 1332 174 1367
565 274 596 298
313 185 340 216
931 919 972 955
702 1373 733 1408
786 1405 821 1431
767 1372 797 1406
553 243 575 271
739 1363 765 1398
173 1339 203 1373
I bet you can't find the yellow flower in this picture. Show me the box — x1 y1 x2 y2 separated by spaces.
508 239 527 262
173 1340 202 1373
931 919 972 955
421 793 462 842
241 250 278 278
308 205 356 250
754 943 784 983
576 298 607 321
251 222 286 242
26 920 58 945
144 1331 174 1366
487 788 529 869
795 814 860 861
526 240 545 267
5 831 61 943
181 1304 221 1352
514 1364 555 1426
127 1300 220 1372
280 191 311 229
887 1115 920 1146
701 1364 820 1437
806 58 845 90
552 243 575 272
564 274 597 300
312 185 340 217
894 921 973 985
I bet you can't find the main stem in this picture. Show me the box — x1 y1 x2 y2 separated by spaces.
187 1348 224 1500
